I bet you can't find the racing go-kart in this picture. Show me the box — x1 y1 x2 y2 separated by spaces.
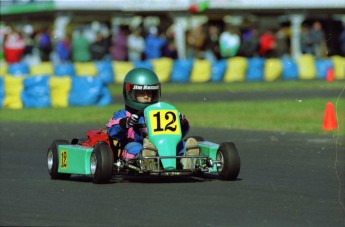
47 102 241 183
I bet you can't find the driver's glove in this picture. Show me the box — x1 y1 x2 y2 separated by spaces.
126 114 138 128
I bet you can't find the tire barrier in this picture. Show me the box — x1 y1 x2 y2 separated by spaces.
0 55 344 108
0 75 111 109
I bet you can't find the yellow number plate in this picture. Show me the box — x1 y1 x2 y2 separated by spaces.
149 110 180 135
60 150 68 169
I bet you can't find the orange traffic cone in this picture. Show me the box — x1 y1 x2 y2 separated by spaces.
322 102 337 130
325 68 335 82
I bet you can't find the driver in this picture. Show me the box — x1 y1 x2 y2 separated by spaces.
106 67 198 169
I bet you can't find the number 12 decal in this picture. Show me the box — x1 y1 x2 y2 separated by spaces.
149 110 181 135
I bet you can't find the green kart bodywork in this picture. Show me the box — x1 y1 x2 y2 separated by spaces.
47 102 240 183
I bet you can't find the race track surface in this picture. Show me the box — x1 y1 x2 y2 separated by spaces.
1 122 344 226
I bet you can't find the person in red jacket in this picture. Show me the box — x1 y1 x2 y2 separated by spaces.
4 30 25 63
258 28 276 58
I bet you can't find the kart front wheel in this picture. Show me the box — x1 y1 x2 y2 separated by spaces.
47 140 71 180
216 142 240 181
90 142 114 184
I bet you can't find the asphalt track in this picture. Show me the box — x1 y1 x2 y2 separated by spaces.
1 85 345 226
1 120 345 226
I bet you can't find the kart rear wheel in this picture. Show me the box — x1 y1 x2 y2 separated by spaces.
216 142 240 181
47 140 71 179
90 142 114 184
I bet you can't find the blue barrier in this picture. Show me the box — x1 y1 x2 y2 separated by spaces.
211 60 227 82
133 60 153 70
281 57 299 80
22 76 51 108
315 59 333 80
170 59 193 82
95 60 114 84
54 62 75 76
8 62 29 76
246 57 264 81
68 76 112 106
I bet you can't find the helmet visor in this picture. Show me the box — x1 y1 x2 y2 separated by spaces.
126 82 160 104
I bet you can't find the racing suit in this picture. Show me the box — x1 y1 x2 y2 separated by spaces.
106 109 190 159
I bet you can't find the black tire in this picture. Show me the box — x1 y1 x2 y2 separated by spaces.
47 139 71 179
216 142 240 181
90 142 114 184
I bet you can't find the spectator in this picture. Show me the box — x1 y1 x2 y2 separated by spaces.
186 24 206 59
22 26 34 60
72 30 91 62
3 29 25 63
37 27 52 61
163 37 178 59
204 24 221 63
55 35 71 63
90 32 107 61
239 26 259 57
258 28 276 58
275 27 288 57
111 25 128 61
300 25 313 54
219 26 241 58
144 26 166 60
310 21 326 58
127 27 145 61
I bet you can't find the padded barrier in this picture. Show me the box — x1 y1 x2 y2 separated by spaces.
69 76 111 106
8 62 29 76
246 57 264 81
281 57 298 80
0 62 7 76
95 60 114 84
210 59 227 82
315 59 333 80
54 62 75 76
133 60 153 70
223 57 247 82
2 56 344 87
296 54 316 80
331 56 345 80
49 76 72 108
170 59 193 83
151 57 173 83
74 62 98 76
30 62 53 75
190 59 211 83
113 61 134 84
22 76 51 108
264 58 282 82
3 76 24 109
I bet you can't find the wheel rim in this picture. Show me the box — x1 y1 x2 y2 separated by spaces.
47 149 53 171
90 153 97 175
216 150 224 173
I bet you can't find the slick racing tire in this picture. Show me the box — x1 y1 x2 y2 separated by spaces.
90 142 114 184
216 142 240 181
47 140 71 180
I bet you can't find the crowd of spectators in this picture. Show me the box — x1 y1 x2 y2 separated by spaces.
1 20 345 65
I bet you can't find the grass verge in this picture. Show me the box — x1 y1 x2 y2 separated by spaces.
1 96 344 136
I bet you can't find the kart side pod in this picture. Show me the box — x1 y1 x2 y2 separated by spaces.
57 145 93 175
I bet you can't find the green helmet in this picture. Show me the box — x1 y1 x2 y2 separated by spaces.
123 68 161 112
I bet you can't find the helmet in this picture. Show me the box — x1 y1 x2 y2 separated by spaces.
123 68 161 112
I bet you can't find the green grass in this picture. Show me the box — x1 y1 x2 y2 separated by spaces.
1 81 344 135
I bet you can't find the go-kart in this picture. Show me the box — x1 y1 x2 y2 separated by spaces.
47 102 240 184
